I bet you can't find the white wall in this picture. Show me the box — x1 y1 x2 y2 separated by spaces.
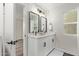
51 4 78 55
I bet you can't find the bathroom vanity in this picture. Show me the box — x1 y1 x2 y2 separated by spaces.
28 32 56 56
28 7 55 56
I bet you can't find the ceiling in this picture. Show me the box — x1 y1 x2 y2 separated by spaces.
20 3 79 13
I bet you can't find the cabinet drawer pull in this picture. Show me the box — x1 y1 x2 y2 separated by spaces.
44 42 46 47
52 39 54 42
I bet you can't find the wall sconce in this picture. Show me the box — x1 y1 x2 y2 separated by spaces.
37 8 45 15
31 7 46 17
37 9 42 13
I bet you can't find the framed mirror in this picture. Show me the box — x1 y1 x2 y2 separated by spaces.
38 16 47 33
29 12 39 33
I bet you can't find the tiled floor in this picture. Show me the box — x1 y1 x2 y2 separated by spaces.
48 48 74 56
48 49 64 56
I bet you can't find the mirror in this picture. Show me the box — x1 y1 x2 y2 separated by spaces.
29 12 39 33
29 11 47 33
38 16 47 33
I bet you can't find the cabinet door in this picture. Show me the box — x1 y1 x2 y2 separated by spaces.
37 35 55 56
46 35 55 54
37 38 46 56
28 37 47 56
28 38 38 56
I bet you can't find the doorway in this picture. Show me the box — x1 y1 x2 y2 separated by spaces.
15 4 24 56
4 3 26 56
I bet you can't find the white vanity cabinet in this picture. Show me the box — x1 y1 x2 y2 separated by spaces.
28 33 56 56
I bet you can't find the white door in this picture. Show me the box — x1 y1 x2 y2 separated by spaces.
4 3 16 56
0 3 3 56
4 3 26 56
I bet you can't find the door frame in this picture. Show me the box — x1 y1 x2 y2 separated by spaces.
23 5 29 56
14 3 28 56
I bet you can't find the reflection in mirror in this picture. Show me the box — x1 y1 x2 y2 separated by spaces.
29 12 39 33
38 16 47 33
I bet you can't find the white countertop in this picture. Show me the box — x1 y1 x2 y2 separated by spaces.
28 32 56 39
